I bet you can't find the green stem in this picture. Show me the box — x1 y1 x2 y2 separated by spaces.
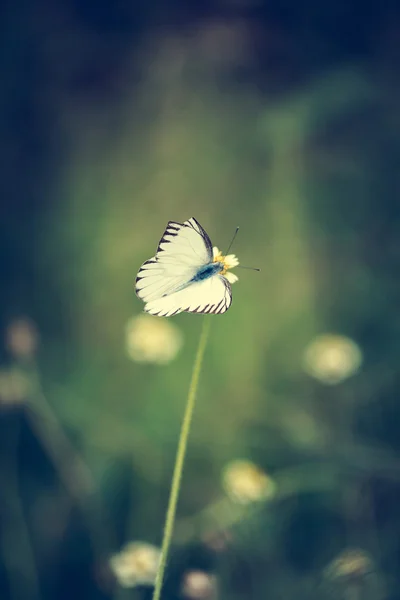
152 317 211 600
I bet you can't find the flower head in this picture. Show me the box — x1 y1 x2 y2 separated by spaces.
6 318 39 360
125 314 183 364
303 334 362 385
322 548 384 600
181 570 217 599
212 247 239 284
110 541 161 588
222 459 276 504
323 548 374 582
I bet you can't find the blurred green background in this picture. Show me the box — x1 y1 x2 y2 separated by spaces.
1 0 400 598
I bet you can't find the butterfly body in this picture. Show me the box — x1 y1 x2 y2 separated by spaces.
135 218 239 317
191 262 223 283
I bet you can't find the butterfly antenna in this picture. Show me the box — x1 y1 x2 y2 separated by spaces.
237 265 261 272
225 227 239 255
225 227 260 271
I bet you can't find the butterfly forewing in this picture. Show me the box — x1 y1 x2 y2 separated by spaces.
135 258 191 303
156 219 213 267
183 218 213 259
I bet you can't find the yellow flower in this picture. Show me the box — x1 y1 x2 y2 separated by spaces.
222 459 276 504
181 570 217 599
110 541 161 588
125 314 183 364
303 334 362 384
212 246 239 284
324 548 374 581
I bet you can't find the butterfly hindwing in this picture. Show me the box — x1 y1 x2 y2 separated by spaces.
143 275 232 317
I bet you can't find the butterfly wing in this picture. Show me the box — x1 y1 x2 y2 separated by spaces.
156 218 213 266
143 274 232 317
136 218 213 305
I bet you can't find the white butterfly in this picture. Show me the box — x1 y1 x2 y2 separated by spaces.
135 218 239 317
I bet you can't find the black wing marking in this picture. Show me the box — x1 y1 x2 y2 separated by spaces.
143 275 232 317
187 277 232 314
184 217 213 261
156 221 185 254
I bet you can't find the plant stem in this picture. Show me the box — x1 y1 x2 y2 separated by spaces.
0 419 42 600
26 364 113 560
152 317 211 600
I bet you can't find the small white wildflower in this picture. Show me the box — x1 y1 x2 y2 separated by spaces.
6 318 39 360
303 334 362 385
322 548 385 600
212 246 239 283
222 459 276 504
110 541 161 588
324 548 374 582
181 570 217 599
125 314 183 364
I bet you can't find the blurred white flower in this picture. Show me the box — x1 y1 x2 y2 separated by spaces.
222 459 276 504
110 541 161 588
324 548 374 581
202 530 232 553
181 570 217 599
303 334 362 384
322 548 385 600
0 368 31 407
125 314 183 364
6 318 39 360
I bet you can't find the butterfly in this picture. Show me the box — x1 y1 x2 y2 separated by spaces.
135 218 240 317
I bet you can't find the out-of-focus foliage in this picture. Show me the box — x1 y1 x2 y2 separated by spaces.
1 0 400 598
